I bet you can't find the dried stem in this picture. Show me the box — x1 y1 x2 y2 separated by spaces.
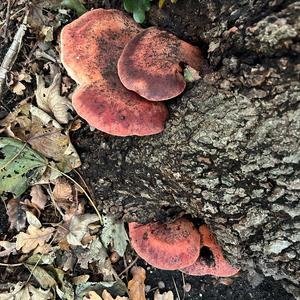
0 13 28 100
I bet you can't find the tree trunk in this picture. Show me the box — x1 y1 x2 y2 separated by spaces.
74 1 300 298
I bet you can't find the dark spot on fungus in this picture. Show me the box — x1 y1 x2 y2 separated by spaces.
181 225 240 277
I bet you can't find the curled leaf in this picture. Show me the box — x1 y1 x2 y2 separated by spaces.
35 73 73 124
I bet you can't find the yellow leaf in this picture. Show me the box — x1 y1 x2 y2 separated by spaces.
159 0 165 8
128 267 146 300
16 225 55 253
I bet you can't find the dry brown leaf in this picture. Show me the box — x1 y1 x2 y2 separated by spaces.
30 185 48 210
102 290 129 300
128 267 146 300
6 198 26 231
0 282 53 300
66 214 99 246
84 291 102 300
154 290 174 300
0 241 17 257
12 81 26 95
53 177 73 203
0 101 81 173
35 73 73 124
16 225 55 253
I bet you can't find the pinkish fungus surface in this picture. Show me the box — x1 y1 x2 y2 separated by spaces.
60 9 168 136
118 27 204 101
129 218 200 270
181 225 240 277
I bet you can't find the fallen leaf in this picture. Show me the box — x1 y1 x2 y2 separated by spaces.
84 291 102 300
73 274 90 285
0 102 80 173
6 198 27 231
76 281 127 300
0 282 53 300
154 290 174 300
12 81 26 95
67 214 99 246
0 241 17 257
75 237 118 281
25 264 57 289
30 185 48 210
128 267 146 300
101 215 129 257
53 177 73 199
26 210 42 228
16 224 55 253
35 73 73 124
76 237 106 269
102 290 129 300
0 137 48 197
26 251 56 265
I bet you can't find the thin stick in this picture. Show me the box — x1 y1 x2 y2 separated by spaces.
181 272 186 300
3 0 12 40
0 12 27 99
118 256 139 277
172 276 181 300
0 262 22 267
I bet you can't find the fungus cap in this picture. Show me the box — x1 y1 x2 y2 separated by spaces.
60 9 168 136
181 225 240 277
60 9 142 84
129 218 200 270
118 27 203 101
72 80 168 136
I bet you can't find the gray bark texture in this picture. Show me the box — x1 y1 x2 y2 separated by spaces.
75 1 300 298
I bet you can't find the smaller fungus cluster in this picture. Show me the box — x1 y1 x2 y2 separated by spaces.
129 219 240 277
60 9 203 136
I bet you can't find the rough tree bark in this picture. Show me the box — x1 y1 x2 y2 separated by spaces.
75 1 300 298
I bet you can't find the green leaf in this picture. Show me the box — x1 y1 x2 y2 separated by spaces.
101 216 129 257
61 0 87 16
124 0 135 13
133 8 146 23
142 0 151 11
0 138 47 197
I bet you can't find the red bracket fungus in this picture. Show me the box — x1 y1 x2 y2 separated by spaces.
181 225 240 277
60 9 168 136
128 218 200 270
118 27 203 101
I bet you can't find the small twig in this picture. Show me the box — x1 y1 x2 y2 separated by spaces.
3 0 12 40
0 262 23 267
181 272 186 300
0 12 28 100
46 185 65 219
118 256 139 277
172 276 181 300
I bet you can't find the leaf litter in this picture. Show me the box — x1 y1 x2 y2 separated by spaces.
0 1 177 299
